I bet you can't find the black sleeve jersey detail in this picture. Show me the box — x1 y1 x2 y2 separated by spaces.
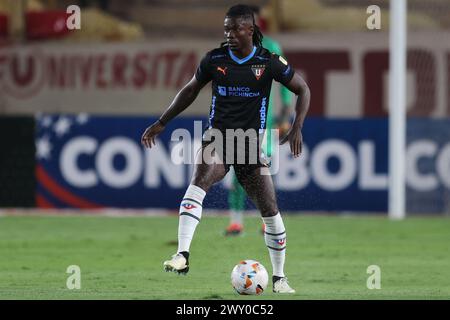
195 51 213 84
270 53 295 86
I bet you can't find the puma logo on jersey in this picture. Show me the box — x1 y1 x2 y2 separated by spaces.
217 66 227 75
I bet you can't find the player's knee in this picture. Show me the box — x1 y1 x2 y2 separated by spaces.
191 171 225 192
260 205 279 217
191 177 212 192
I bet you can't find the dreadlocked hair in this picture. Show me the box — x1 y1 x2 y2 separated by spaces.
220 4 264 47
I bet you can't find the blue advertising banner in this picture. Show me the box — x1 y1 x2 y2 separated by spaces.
35 115 450 213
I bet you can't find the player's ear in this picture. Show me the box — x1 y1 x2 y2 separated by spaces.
248 24 254 37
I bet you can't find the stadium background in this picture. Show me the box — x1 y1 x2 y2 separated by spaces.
0 0 449 300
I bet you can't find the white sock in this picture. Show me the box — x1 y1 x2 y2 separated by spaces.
262 213 286 278
230 210 243 225
177 184 206 253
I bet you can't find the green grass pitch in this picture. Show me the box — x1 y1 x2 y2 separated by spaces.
0 214 449 299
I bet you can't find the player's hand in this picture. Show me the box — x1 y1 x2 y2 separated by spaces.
279 126 303 158
277 120 291 137
276 105 291 137
141 121 165 148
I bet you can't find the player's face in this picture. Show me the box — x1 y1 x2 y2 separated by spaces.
224 17 254 52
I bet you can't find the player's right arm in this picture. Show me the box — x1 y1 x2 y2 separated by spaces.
141 52 213 149
141 76 206 148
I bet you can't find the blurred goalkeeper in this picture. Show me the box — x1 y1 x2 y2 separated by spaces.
141 4 310 293
224 5 293 236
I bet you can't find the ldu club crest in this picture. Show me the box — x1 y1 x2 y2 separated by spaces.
251 65 265 80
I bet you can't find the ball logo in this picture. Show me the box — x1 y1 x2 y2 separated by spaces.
244 276 253 289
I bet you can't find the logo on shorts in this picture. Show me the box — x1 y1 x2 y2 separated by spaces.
251 65 265 80
182 203 197 210
217 66 227 75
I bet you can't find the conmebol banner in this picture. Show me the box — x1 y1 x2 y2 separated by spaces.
35 115 450 213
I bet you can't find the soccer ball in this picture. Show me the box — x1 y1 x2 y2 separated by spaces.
231 260 269 295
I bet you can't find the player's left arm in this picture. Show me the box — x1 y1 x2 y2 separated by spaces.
278 76 293 129
269 41 293 133
280 73 310 158
271 54 310 157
